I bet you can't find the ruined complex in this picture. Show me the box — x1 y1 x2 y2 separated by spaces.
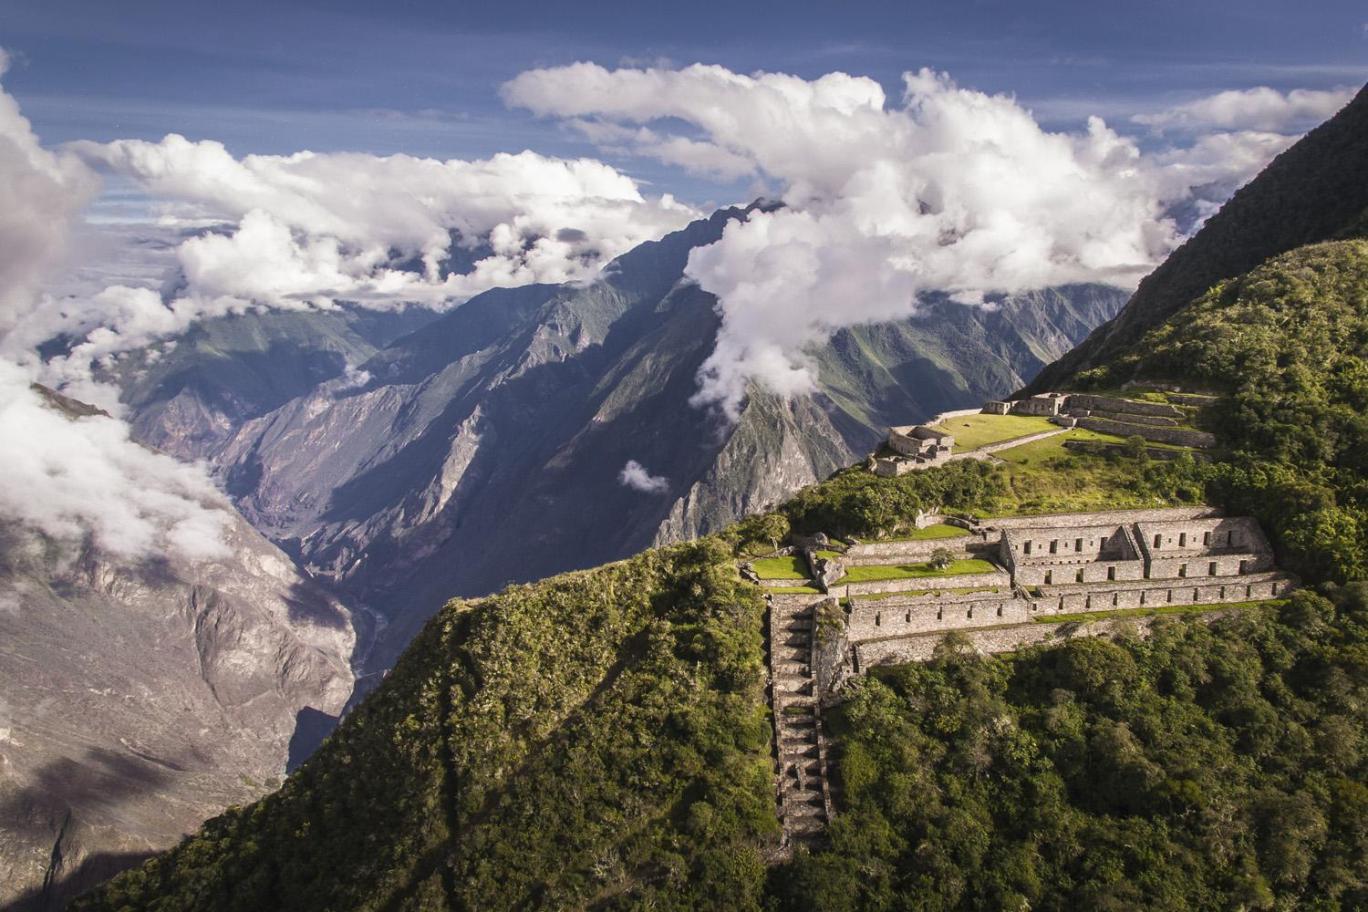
871 423 956 475
756 506 1295 850
985 391 1219 448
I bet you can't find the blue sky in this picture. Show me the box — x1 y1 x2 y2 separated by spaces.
1 0 1364 203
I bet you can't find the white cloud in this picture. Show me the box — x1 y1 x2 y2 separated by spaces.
0 50 99 341
18 136 699 380
0 53 231 561
67 135 697 310
618 460 669 493
1134 86 1355 133
509 63 1237 415
0 363 231 560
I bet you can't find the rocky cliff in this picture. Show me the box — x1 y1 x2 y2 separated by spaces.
130 207 1122 673
0 399 355 911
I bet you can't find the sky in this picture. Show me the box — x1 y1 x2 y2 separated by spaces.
2 0 1365 204
0 0 1363 554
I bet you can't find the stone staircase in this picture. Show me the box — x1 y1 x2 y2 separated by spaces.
767 594 833 853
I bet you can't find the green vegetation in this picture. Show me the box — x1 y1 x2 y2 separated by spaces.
930 413 1056 450
73 120 1368 912
878 523 969 542
1078 240 1368 582
751 555 809 580
775 588 1368 910
769 585 824 595
1033 598 1285 624
840 558 997 583
75 541 776 912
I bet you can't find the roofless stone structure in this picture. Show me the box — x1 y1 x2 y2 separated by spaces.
758 506 1295 849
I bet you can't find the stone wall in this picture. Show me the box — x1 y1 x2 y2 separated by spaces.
1134 516 1270 558
853 609 1254 668
1028 572 1293 613
843 536 990 565
843 571 1295 643
847 591 1029 640
1074 415 1218 448
984 506 1220 530
1066 393 1185 418
839 568 1012 597
1014 559 1148 586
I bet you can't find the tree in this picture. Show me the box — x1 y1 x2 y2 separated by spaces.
929 547 955 571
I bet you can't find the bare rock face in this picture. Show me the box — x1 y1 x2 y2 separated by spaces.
0 510 354 910
115 207 1123 678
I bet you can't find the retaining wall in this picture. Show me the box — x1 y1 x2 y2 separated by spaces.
853 608 1254 667
839 568 1012 597
843 536 989 565
1067 394 1185 418
985 506 1220 530
1075 416 1217 448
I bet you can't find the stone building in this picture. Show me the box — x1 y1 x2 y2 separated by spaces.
822 507 1295 677
872 424 954 476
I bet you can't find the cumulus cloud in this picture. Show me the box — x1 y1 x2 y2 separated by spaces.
618 460 669 493
66 136 696 308
508 63 1243 415
0 54 231 560
20 136 698 381
0 50 99 340
1134 85 1355 133
0 365 231 559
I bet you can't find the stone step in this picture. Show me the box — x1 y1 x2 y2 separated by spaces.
787 815 827 835
782 634 810 648
781 715 816 728
783 800 827 818
780 743 818 760
785 619 813 631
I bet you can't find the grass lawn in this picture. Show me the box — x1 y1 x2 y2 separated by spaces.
751 555 808 580
815 549 845 560
981 428 1205 516
1034 599 1286 625
930 413 1057 450
841 558 998 583
768 585 824 595
878 523 971 542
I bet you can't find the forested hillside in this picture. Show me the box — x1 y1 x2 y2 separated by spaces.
70 86 1368 912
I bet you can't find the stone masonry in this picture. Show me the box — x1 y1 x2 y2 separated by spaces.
831 507 1294 681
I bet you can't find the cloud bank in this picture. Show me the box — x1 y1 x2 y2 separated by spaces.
618 460 669 493
1134 85 1355 133
67 135 696 307
0 54 230 561
505 64 1338 416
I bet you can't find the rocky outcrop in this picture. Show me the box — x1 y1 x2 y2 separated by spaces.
0 510 354 910
118 209 1124 675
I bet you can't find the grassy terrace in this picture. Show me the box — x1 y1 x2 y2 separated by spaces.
929 413 1057 450
874 523 970 542
767 585 824 595
750 555 808 580
1034 599 1286 624
979 427 1202 515
844 586 1003 604
841 558 998 583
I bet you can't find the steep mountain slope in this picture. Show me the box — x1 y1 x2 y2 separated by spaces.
109 305 438 461
1027 82 1368 392
69 78 1368 912
71 539 775 912
182 208 1121 672
0 394 356 912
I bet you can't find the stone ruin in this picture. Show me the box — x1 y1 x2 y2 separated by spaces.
759 505 1294 850
818 507 1294 679
985 391 1218 449
870 424 954 476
